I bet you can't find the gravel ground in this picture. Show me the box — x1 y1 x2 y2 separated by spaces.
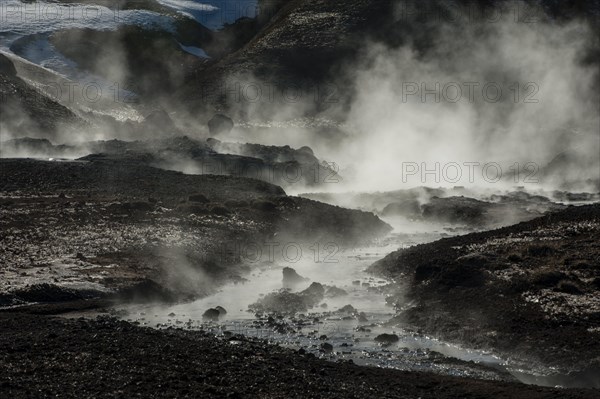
0 158 390 306
371 204 600 384
1 313 598 399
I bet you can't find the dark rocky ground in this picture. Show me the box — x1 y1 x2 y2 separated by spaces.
0 136 339 189
370 204 600 386
1 312 598 399
2 1 599 396
302 187 598 229
0 158 389 307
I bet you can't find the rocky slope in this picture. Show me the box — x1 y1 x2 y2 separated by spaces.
0 136 340 189
176 0 394 117
174 0 600 118
0 158 390 307
369 204 600 386
302 187 591 229
0 53 87 139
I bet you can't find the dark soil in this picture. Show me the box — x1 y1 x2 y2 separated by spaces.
0 313 597 398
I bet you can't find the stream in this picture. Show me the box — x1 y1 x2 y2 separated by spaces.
116 220 521 383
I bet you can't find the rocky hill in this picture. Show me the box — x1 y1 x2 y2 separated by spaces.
0 53 87 138
0 136 340 189
369 204 600 386
0 157 389 307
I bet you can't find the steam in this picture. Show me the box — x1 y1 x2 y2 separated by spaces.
334 4 599 192
189 2 600 193
1 0 598 194
155 247 215 299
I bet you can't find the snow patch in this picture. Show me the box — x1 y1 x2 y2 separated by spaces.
156 0 257 30
179 42 209 58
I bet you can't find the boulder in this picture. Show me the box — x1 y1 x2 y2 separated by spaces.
320 342 333 353
202 308 221 321
356 312 368 323
208 114 234 135
299 282 325 307
282 267 309 289
421 196 494 225
249 290 308 314
143 109 179 134
215 306 227 317
249 282 325 315
374 333 400 344
325 285 348 298
298 146 314 156
337 304 357 314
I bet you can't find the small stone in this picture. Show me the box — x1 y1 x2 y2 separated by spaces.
320 342 333 353
202 308 220 321
208 114 234 135
374 333 400 344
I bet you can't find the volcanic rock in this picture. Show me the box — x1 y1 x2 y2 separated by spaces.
208 114 234 135
337 304 357 314
249 282 326 314
421 196 491 225
320 342 334 353
282 267 309 289
300 282 325 307
142 109 179 135
215 306 227 317
325 286 348 298
249 290 308 314
202 308 221 321
374 334 400 344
